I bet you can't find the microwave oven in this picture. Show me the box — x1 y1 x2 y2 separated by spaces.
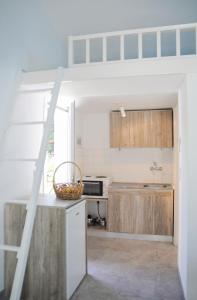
82 176 112 198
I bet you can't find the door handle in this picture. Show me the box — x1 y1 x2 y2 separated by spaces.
75 212 79 216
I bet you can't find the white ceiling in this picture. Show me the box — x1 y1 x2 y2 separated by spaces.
60 73 182 113
75 93 178 113
62 74 184 99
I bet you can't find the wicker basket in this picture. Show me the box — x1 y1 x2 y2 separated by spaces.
53 161 84 200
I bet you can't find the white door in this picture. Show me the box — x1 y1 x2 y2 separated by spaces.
42 100 75 193
66 201 86 299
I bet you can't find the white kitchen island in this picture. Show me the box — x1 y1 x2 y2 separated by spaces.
4 195 87 300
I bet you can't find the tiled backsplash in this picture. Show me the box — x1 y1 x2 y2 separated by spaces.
75 113 173 184
76 147 173 183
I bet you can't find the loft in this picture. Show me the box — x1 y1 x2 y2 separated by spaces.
68 22 197 66
1 21 197 300
23 22 197 86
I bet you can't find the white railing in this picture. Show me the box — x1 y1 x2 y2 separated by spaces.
68 23 197 67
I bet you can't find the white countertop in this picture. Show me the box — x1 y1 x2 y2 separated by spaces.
6 194 87 210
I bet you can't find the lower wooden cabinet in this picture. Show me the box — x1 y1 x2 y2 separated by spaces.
107 190 173 236
4 200 87 300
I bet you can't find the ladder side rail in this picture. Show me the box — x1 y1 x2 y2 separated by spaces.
9 67 63 300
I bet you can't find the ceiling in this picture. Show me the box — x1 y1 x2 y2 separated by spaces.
45 0 197 37
62 74 184 98
61 73 181 113
75 93 177 113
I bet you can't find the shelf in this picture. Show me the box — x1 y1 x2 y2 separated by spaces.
87 225 107 232
86 198 108 203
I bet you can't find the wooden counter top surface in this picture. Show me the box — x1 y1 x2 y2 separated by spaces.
6 194 87 209
109 182 173 192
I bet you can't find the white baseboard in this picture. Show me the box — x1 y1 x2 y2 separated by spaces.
88 229 173 242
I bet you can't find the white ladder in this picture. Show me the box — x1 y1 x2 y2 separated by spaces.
0 67 63 300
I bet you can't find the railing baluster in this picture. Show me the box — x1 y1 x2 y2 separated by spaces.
68 36 73 67
196 27 197 55
176 29 180 56
68 23 197 65
138 33 142 59
86 39 90 64
103 37 107 62
157 31 161 57
120 35 124 60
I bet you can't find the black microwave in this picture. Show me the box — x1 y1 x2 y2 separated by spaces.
82 180 103 196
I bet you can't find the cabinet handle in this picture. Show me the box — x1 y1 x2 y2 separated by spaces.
75 212 79 216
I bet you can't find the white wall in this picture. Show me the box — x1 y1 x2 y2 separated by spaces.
186 74 197 300
0 0 66 292
76 112 173 183
173 104 179 246
0 0 66 126
1 0 197 295
178 74 197 300
178 78 188 298
45 0 197 65
48 0 197 35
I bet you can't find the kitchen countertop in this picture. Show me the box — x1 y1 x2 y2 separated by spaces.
109 182 173 192
6 194 87 210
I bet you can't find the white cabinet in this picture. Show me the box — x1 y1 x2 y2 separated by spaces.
66 201 86 299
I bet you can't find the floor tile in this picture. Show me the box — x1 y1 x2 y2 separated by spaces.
72 236 184 300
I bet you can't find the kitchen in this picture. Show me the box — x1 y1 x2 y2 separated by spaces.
75 92 178 243
1 75 181 300
0 73 180 299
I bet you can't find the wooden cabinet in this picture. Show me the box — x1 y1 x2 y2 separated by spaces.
110 109 173 148
108 189 173 236
110 111 121 148
4 199 87 300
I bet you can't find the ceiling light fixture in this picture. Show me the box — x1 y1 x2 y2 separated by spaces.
120 107 126 118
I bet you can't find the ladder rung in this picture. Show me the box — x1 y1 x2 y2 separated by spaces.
56 106 69 112
0 158 37 162
6 200 29 205
19 88 53 94
10 121 46 126
0 245 20 253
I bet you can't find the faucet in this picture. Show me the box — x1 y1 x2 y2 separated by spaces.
150 161 163 171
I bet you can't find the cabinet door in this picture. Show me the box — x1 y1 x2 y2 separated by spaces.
110 109 173 148
108 191 154 234
147 110 173 148
108 190 136 233
153 193 174 235
108 191 122 232
148 110 163 147
66 201 86 300
110 111 121 148
160 110 173 147
120 113 130 147
108 191 173 236
129 111 145 147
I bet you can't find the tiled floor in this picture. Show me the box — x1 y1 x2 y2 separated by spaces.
72 236 184 300
0 236 184 300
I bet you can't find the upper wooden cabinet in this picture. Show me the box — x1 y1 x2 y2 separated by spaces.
110 109 173 148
